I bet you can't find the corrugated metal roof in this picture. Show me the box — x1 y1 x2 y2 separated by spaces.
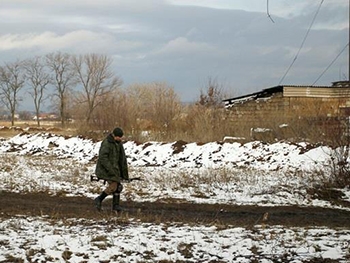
283 85 332 88
223 86 282 104
284 86 350 97
224 83 350 108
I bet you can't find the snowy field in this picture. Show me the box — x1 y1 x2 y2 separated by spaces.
0 132 350 262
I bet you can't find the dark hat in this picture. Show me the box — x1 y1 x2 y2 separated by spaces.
113 127 124 137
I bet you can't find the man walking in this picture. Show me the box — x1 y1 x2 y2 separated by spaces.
94 127 129 212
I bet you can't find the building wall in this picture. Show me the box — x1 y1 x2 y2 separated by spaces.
225 92 350 142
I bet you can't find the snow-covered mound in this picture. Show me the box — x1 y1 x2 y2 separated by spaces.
0 132 334 173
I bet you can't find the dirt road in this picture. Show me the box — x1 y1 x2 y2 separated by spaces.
1 191 350 228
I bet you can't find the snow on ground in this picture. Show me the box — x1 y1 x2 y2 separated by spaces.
1 216 349 263
0 132 350 262
0 132 348 208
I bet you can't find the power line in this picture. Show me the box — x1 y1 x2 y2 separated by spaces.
267 0 275 23
312 43 349 85
279 0 325 84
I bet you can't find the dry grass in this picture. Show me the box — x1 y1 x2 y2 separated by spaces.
0 121 79 138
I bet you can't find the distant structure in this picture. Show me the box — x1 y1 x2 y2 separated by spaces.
223 81 350 143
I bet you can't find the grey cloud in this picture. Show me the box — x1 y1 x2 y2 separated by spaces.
1 0 348 107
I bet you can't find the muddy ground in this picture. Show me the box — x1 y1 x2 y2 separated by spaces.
1 191 350 228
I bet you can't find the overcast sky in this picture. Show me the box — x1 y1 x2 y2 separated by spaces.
0 0 348 110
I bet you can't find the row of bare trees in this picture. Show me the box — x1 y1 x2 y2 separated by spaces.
78 79 231 142
0 53 231 142
0 52 122 127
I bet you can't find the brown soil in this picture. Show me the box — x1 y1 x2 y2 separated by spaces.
1 191 350 228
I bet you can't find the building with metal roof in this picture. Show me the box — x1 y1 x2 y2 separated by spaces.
222 81 350 143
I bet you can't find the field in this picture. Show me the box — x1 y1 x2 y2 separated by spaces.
0 121 77 137
0 131 350 262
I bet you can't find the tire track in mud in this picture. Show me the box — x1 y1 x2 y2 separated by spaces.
1 191 350 228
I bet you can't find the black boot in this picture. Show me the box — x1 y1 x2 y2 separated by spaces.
112 193 124 212
94 191 107 211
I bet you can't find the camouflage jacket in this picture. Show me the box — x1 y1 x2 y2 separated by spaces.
94 134 129 183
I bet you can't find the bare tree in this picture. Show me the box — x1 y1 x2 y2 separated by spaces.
24 56 51 126
46 52 76 127
72 54 122 124
125 83 149 136
0 60 26 126
92 90 127 132
197 77 226 108
125 82 181 140
149 82 181 135
190 77 230 142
